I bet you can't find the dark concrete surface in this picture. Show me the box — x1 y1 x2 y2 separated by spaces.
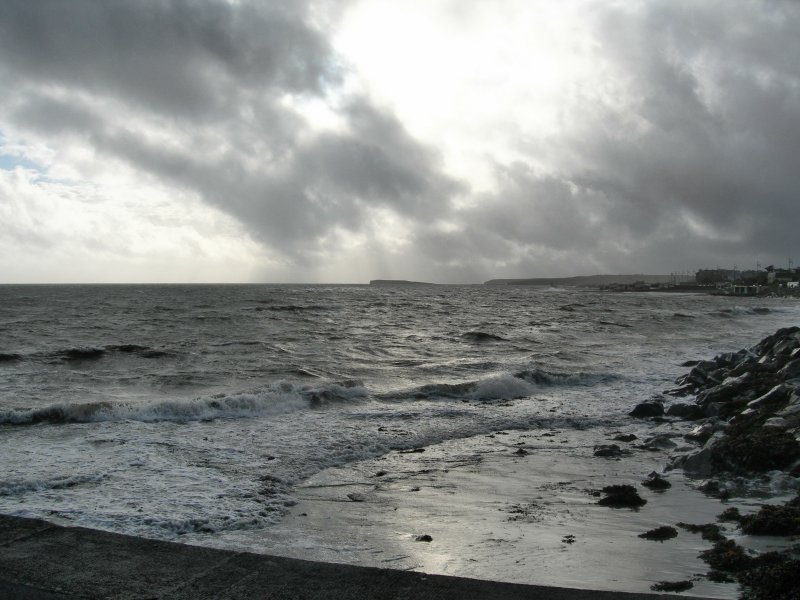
0 514 713 599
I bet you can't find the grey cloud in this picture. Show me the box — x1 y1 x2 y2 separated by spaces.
454 0 800 275
2 0 799 281
37 95 460 260
0 0 460 265
0 0 338 118
11 94 102 136
357 0 800 280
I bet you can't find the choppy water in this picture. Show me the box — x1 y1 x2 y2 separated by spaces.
1 284 798 547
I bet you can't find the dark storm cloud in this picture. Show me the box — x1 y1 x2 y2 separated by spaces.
423 0 800 277
0 0 337 117
558 1 800 266
1 0 798 279
0 0 460 263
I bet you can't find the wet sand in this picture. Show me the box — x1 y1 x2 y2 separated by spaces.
223 423 791 599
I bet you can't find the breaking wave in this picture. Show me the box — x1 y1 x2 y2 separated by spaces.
710 306 772 318
387 368 619 402
0 381 369 426
2 344 173 362
0 473 106 497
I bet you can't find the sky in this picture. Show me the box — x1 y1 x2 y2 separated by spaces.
0 0 798 283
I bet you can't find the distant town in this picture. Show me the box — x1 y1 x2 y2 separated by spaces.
485 265 800 296
657 264 800 296
372 265 800 295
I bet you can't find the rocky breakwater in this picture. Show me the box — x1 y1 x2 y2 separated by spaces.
666 326 800 482
635 326 800 599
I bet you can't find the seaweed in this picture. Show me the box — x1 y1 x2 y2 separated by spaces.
677 522 725 542
651 580 693 592
711 418 800 474
596 484 647 507
739 503 800 536
638 526 678 541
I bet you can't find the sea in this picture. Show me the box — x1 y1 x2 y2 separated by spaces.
1 284 798 554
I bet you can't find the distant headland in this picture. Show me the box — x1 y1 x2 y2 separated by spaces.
369 279 436 286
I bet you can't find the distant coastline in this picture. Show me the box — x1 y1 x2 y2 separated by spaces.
484 274 672 287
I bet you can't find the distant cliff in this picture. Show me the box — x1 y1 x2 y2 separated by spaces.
369 279 436 286
484 274 672 286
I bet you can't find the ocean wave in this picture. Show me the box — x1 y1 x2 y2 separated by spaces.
513 368 619 386
389 368 619 402
0 473 106 497
710 306 772 318
57 347 106 360
410 381 477 399
469 373 535 400
461 331 508 342
0 381 369 426
105 344 172 358
597 320 632 328
255 304 337 312
4 344 174 363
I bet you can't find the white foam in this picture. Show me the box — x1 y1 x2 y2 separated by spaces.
0 473 106 497
0 381 368 425
469 373 536 400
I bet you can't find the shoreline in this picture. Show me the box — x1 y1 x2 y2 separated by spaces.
209 326 800 599
0 513 704 600
243 423 763 598
2 321 798 598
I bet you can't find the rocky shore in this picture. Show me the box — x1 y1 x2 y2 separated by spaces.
628 326 800 599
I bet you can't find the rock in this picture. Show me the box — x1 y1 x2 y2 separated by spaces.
684 421 724 445
651 581 693 593
747 384 792 409
773 338 800 356
695 372 752 407
513 447 529 456
641 473 671 490
664 384 695 397
665 402 704 420
593 444 624 457
779 358 800 379
697 479 725 497
642 433 678 450
676 446 715 476
612 433 637 442
716 352 742 368
597 484 647 507
776 393 800 418
415 534 433 542
347 493 366 502
638 525 678 541
689 360 718 381
629 402 664 418
763 417 789 429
